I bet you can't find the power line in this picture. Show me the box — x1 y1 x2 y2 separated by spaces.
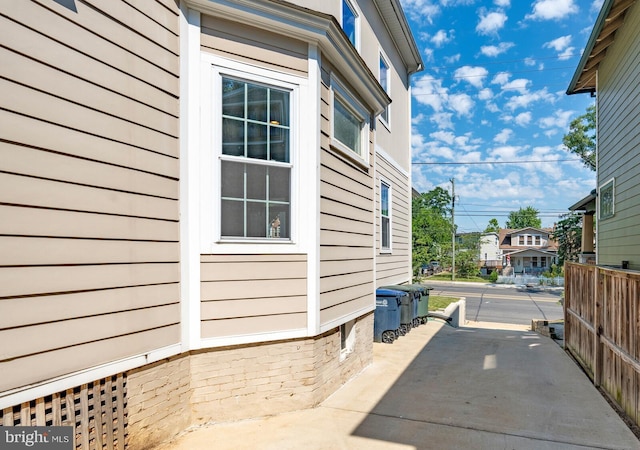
412 158 581 165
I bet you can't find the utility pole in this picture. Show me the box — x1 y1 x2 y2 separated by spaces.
451 178 455 281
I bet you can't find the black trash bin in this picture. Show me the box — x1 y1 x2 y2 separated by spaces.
381 285 420 330
374 288 405 343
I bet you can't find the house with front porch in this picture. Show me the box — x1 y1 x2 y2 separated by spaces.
498 228 558 274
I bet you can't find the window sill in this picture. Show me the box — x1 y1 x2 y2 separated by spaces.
329 142 370 172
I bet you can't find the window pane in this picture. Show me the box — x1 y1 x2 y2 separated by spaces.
269 166 290 202
270 127 289 162
222 118 244 156
269 204 290 238
247 83 268 122
246 164 267 200
221 161 244 199
270 90 290 126
380 57 389 92
222 78 245 118
381 183 389 216
247 122 268 160
221 200 244 237
334 98 361 155
382 217 390 249
342 0 356 46
247 201 267 238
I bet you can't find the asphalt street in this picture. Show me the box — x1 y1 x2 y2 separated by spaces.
426 281 564 326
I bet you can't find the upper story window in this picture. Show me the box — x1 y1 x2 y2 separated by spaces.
342 0 359 49
381 181 391 251
331 76 369 164
379 53 390 125
527 235 532 245
600 178 615 220
518 236 524 245
221 77 292 239
535 236 541 245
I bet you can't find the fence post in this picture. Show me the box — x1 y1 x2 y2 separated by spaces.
594 267 603 387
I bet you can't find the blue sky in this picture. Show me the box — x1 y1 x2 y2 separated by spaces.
400 0 601 232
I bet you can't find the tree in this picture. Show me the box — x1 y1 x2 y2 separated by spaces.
484 218 500 233
412 188 452 275
505 206 542 229
563 104 596 171
455 233 481 278
552 212 583 266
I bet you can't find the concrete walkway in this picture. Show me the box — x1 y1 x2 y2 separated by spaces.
158 321 639 450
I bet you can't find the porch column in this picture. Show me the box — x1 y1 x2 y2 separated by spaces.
582 212 594 253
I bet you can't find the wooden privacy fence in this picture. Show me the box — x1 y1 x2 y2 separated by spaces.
0 373 127 449
565 262 640 426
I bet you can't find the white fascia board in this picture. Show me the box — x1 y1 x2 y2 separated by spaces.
183 0 389 114
200 329 308 349
375 145 410 178
0 344 182 410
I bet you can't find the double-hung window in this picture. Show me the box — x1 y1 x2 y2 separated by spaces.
220 76 293 240
381 181 391 251
331 76 369 164
342 0 358 49
379 53 390 125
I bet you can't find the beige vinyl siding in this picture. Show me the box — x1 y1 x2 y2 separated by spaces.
200 255 308 338
375 155 412 286
0 0 180 392
201 15 308 76
319 74 375 326
596 2 640 269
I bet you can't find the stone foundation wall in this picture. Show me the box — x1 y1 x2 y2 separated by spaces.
125 312 374 448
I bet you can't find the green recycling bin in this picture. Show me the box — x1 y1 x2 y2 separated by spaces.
407 284 432 324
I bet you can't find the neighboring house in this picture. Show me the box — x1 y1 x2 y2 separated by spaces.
568 190 597 265
499 228 558 274
567 0 640 271
479 232 502 273
0 0 422 448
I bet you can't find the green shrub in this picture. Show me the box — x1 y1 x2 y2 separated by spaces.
488 270 498 282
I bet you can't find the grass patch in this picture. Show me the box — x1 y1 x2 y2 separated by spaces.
424 272 488 283
428 295 459 311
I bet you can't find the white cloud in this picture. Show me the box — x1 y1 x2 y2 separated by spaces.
423 48 435 63
431 29 454 47
478 88 493 100
413 74 448 111
486 102 500 113
491 71 511 85
431 112 454 129
591 0 604 12
454 65 489 88
501 78 530 94
449 93 475 117
490 145 524 160
480 42 515 57
399 0 440 23
558 47 575 60
524 57 536 66
494 0 510 6
505 88 554 110
445 54 461 64
515 112 532 126
539 109 575 129
431 130 456 144
526 0 578 21
544 35 572 51
494 128 513 144
476 10 508 35
412 113 426 125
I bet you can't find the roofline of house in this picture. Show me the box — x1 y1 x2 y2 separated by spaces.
372 0 424 75
567 0 613 95
569 189 597 211
503 248 558 257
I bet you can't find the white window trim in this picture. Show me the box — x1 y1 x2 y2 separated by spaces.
380 178 392 253
341 0 361 52
378 49 391 129
329 74 370 166
200 53 312 254
339 320 356 360
599 177 615 220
